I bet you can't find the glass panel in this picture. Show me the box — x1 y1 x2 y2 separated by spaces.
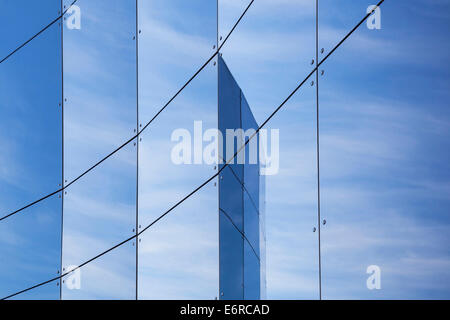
62 232 135 299
244 240 260 300
0 199 62 300
244 192 259 258
320 0 450 299
259 171 266 299
220 166 244 230
61 0 136 299
139 187 218 299
137 0 218 299
61 143 136 299
219 213 244 300
219 0 319 299
242 94 260 208
138 0 217 121
0 0 61 58
0 18 62 299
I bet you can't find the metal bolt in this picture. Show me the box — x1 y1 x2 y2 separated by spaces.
213 45 216 50
321 48 324 54
313 227 317 232
139 225 141 229
213 61 216 66
133 36 136 40
57 282 59 286
321 70 325 76
139 30 142 34
311 59 315 65
311 81 315 86
323 219 327 225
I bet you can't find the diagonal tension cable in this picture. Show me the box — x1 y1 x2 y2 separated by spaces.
0 0 256 223
2 0 385 300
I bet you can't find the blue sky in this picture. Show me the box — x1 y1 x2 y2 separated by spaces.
0 0 449 300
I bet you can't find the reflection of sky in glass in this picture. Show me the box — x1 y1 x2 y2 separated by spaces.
61 0 136 300
137 0 218 299
0 0 449 300
0 1 62 299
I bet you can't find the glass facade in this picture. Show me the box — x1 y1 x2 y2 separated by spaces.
1 0 450 300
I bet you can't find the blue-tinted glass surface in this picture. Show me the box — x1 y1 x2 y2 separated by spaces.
244 240 260 300
259 171 266 299
218 56 245 173
218 56 242 136
0 16 62 299
0 199 62 299
138 0 218 122
319 0 450 299
0 0 61 58
137 0 218 299
241 94 260 211
219 55 263 300
220 166 244 231
244 192 259 255
220 0 319 300
218 56 244 232
61 0 136 299
219 213 244 300
139 187 218 299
